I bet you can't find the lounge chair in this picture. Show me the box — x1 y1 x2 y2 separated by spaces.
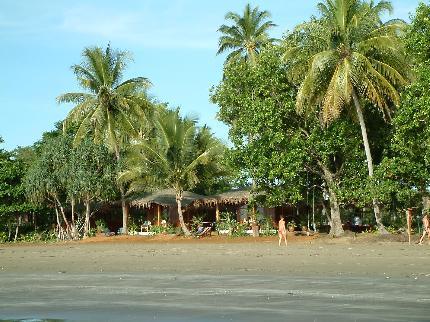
195 226 211 238
104 228 115 237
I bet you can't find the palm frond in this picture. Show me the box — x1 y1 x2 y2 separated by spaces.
57 92 94 104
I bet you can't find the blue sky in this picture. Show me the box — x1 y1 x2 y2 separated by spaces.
0 0 423 151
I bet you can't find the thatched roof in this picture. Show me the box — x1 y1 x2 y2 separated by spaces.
193 188 251 207
130 189 205 208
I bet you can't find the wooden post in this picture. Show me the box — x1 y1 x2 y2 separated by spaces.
407 208 413 245
215 203 220 222
157 204 161 226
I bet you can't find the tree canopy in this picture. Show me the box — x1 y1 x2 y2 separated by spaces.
120 107 225 235
217 3 277 65
283 0 410 233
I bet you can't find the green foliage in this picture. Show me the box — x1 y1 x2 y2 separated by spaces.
18 230 57 243
121 107 225 196
376 3 430 208
216 211 249 237
216 212 248 236
258 216 276 236
0 231 8 243
148 224 174 234
191 126 233 195
281 0 410 233
287 220 296 229
190 215 204 232
58 44 153 154
120 107 225 235
233 221 248 237
0 140 40 230
212 46 305 205
405 3 430 64
284 0 409 122
25 134 116 207
212 45 369 210
216 211 236 232
217 4 277 65
128 220 139 234
95 219 107 232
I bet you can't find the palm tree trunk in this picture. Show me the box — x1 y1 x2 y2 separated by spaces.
248 49 257 66
320 164 344 237
352 89 388 234
84 197 91 237
176 191 191 236
70 197 77 239
120 185 129 234
422 194 429 216
115 147 129 235
14 215 21 242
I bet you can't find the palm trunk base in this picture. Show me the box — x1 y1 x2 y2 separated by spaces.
373 202 389 234
177 197 191 236
122 200 129 235
329 218 344 237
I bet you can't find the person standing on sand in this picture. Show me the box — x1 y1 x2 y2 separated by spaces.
419 214 430 245
278 217 287 247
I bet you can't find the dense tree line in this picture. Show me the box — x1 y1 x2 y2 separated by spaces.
0 47 229 240
212 0 430 236
1 0 429 241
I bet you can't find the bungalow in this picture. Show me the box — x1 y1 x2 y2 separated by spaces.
130 189 205 226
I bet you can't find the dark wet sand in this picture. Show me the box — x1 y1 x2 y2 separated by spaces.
1 235 429 321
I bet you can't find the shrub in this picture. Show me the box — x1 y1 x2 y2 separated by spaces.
259 217 277 236
0 232 8 243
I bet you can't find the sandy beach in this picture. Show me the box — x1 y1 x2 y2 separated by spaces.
1 234 429 321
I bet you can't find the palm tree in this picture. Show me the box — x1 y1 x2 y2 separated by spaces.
284 0 409 234
217 3 277 65
120 108 224 236
57 44 152 234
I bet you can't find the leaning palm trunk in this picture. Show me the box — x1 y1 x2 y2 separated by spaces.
352 90 388 234
320 164 344 237
176 191 191 236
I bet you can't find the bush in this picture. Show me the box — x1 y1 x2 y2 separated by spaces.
0 232 8 243
217 212 236 234
95 219 107 233
190 215 204 232
18 230 57 243
259 217 277 236
232 222 248 237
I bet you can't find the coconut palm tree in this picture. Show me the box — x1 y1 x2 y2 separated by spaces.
120 108 224 236
57 44 152 234
217 3 277 65
284 0 410 233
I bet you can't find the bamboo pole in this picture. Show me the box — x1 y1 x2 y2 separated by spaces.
157 204 161 226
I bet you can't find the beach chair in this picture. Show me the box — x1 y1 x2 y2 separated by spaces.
195 226 212 238
104 227 115 237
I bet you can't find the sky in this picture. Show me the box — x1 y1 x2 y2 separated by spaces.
0 0 423 151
